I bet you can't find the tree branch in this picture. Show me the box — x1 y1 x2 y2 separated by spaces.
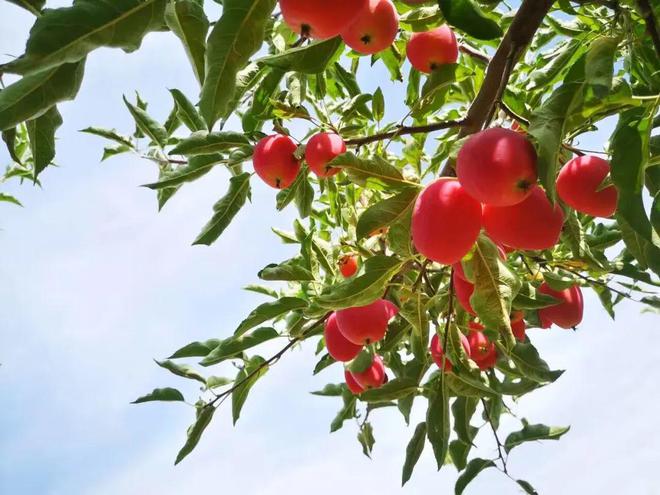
345 119 466 146
481 398 509 474
636 0 660 58
206 313 331 409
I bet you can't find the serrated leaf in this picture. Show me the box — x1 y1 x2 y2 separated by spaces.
0 61 85 131
426 378 450 470
439 0 502 40
175 404 214 464
201 327 278 366
143 154 224 190
193 172 251 246
330 390 356 432
132 387 185 404
234 297 307 336
123 95 168 148
357 422 375 458
258 37 343 74
26 106 62 179
455 458 496 495
402 422 427 486
199 0 276 127
170 131 250 156
470 235 521 348
327 152 412 189
169 89 207 132
81 126 134 148
258 257 314 282
232 356 268 424
315 255 402 310
356 188 420 240
168 338 222 359
156 359 206 384
504 423 570 453
2 0 167 75
499 342 564 384
165 0 209 85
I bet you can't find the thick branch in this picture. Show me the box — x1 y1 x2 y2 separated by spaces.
345 119 466 146
636 0 660 58
459 0 555 136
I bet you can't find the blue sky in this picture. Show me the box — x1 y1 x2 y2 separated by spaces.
1 3 659 494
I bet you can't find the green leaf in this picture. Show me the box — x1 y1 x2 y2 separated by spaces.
132 387 185 404
165 0 209 85
470 235 521 347
193 172 251 246
426 378 450 470
438 0 502 40
500 342 564 384
310 383 345 397
169 89 207 132
513 282 560 309
315 255 403 310
81 127 134 148
175 404 214 464
5 0 45 16
234 297 308 336
170 131 250 156
26 106 63 179
2 0 167 75
199 0 276 127
330 390 356 432
143 154 224 190
327 152 412 189
504 422 570 453
455 458 496 495
0 61 85 131
0 193 23 207
232 356 268 424
400 291 430 361
155 359 206 384
449 440 471 471
258 37 343 74
294 174 314 219
123 95 168 148
168 339 222 359
517 479 539 494
360 378 418 403
356 188 420 240
2 128 21 164
584 36 618 98
372 87 385 122
357 422 375 458
402 422 427 486
200 327 279 366
452 396 479 444
258 257 314 282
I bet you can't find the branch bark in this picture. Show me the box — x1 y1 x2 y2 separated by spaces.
345 119 466 146
636 0 660 58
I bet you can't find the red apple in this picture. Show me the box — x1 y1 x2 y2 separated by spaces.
467 322 497 370
430 332 470 372
335 299 399 345
453 270 476 316
253 134 301 189
406 25 458 74
457 128 538 206
483 186 565 251
339 254 359 278
341 0 399 55
305 132 345 178
350 355 386 390
512 318 526 342
279 0 368 39
412 178 482 264
537 283 584 329
556 155 618 218
324 313 363 362
345 369 365 394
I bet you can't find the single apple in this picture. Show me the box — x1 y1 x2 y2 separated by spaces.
453 270 476 315
345 369 365 394
335 299 399 345
556 155 618 218
305 132 345 178
412 178 482 264
253 134 301 189
537 283 584 329
350 355 386 390
430 332 470 372
406 25 458 74
341 0 399 55
279 0 369 39
483 186 564 250
467 322 497 370
457 127 538 206
324 313 363 362
339 254 359 278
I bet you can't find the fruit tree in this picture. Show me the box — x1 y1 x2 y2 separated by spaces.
1 0 659 492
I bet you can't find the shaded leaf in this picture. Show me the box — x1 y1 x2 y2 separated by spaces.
402 422 427 486
132 387 185 404
504 422 570 453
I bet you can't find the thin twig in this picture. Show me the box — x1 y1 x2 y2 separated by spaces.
636 0 660 58
345 119 466 146
459 44 491 64
481 398 509 474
